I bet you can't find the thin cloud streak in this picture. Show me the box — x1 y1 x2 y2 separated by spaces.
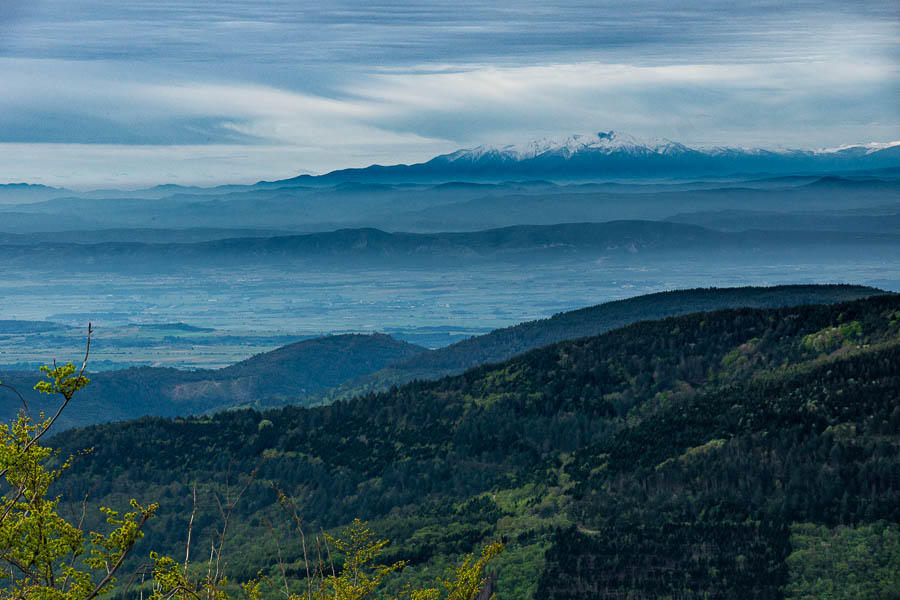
4 58 895 143
5 1 897 66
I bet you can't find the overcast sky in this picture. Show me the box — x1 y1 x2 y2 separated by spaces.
1 0 898 188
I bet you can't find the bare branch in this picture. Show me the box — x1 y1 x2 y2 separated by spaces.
4 555 44 582
158 585 202 600
273 483 313 598
61 487 94 594
184 481 197 577
206 540 214 600
0 383 30 418
4 323 94 470
315 535 325 595
78 323 92 380
321 527 336 579
212 459 263 585
120 564 152 600
265 518 291 598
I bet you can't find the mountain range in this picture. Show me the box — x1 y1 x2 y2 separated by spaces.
3 132 900 209
3 220 900 270
1 174 896 237
283 131 900 184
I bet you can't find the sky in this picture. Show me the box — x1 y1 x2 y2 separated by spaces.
0 0 898 188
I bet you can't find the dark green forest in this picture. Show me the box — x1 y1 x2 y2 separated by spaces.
317 284 884 401
45 293 900 599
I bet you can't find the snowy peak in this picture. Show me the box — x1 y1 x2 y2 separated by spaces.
822 141 900 155
296 130 900 184
442 131 696 163
438 130 900 165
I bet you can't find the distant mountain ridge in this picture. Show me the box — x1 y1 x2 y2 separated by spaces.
2 169 897 235
280 130 900 184
5 132 897 206
5 221 900 268
0 228 301 245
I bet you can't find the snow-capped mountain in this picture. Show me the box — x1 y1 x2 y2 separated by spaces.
284 131 900 185
441 131 697 162
440 131 900 164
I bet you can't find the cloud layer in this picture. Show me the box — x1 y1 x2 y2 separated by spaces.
1 1 897 186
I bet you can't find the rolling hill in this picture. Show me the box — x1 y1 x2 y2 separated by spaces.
316 284 888 402
0 333 425 430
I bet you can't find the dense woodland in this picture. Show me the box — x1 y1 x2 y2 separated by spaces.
316 284 883 400
42 292 900 599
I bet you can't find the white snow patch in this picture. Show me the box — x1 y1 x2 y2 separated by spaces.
821 141 900 154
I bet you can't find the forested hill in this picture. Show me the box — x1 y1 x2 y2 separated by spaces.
316 284 886 402
0 333 425 430
50 294 900 599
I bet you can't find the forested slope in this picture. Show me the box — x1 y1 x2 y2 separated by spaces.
317 284 885 401
0 333 425 429
48 294 900 599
